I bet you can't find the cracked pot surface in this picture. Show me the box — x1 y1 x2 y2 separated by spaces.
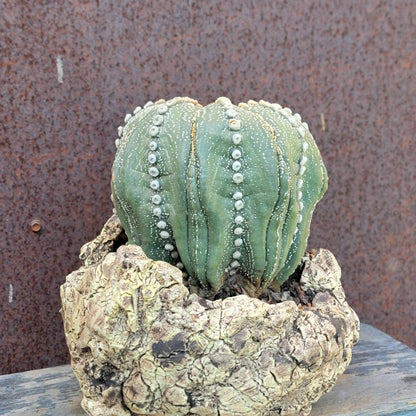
61 215 359 416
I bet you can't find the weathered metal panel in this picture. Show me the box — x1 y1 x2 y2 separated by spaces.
1 0 415 374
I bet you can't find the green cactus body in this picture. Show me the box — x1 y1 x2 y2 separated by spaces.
112 97 328 296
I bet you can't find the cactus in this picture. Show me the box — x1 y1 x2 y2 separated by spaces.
111 97 328 297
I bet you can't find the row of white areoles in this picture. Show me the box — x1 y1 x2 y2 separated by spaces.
215 97 246 277
115 98 196 271
114 97 311 276
216 97 311 278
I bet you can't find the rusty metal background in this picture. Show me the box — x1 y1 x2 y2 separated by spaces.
1 0 415 374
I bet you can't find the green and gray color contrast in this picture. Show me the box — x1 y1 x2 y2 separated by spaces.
111 97 327 296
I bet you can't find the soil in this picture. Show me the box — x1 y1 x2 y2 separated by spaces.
110 225 316 307
199 251 316 306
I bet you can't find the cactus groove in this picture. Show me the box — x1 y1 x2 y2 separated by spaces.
111 97 328 296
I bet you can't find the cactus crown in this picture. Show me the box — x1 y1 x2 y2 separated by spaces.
111 97 327 297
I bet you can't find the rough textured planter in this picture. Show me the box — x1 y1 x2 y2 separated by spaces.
61 215 359 416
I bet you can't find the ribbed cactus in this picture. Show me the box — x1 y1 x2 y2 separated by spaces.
111 97 328 297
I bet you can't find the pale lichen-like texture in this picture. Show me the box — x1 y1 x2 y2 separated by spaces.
61 216 359 416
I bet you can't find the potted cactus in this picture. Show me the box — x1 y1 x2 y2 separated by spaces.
61 97 359 416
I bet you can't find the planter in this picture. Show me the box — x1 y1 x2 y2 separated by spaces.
61 215 359 416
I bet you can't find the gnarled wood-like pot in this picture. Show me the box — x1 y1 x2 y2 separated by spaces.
61 215 359 416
